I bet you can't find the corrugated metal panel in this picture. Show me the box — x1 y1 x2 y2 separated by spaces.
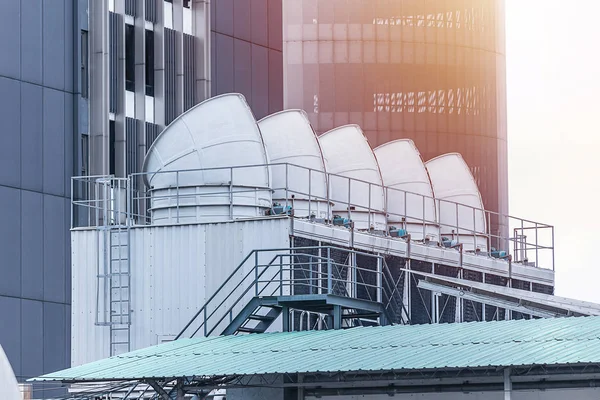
129 224 207 353
125 0 136 17
183 33 196 111
37 315 600 381
145 122 161 152
143 120 160 218
145 0 156 22
70 219 291 366
71 230 110 366
125 117 138 179
126 118 139 218
164 28 177 125
109 12 122 113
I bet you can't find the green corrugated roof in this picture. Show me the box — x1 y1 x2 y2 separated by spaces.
33 316 600 382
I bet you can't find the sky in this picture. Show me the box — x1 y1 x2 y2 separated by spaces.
505 0 600 302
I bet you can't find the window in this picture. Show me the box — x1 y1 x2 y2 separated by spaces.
125 24 135 92
183 0 190 8
81 134 89 175
80 30 89 98
109 121 116 175
145 30 154 96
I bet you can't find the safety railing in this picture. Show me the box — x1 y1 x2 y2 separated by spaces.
71 176 130 229
176 246 402 338
70 163 555 270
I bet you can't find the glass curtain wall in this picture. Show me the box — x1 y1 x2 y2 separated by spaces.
283 0 508 238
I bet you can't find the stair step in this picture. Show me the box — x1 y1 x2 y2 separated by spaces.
342 312 381 320
237 326 264 334
247 314 276 322
263 304 283 309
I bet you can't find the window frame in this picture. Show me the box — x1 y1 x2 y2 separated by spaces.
125 24 135 92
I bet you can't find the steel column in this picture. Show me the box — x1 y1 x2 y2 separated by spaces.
376 256 383 303
504 368 512 400
282 306 290 332
333 305 342 330
404 260 411 322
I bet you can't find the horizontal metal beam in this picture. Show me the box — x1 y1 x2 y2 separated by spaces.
181 372 600 392
61 368 600 397
417 280 559 318
277 294 385 314
403 268 599 316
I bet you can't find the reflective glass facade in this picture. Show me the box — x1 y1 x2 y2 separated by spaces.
211 0 284 120
283 0 508 236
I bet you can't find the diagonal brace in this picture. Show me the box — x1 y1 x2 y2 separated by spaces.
145 379 170 400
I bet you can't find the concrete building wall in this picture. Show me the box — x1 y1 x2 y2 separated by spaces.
0 0 87 395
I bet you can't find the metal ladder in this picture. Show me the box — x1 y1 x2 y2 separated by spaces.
96 225 132 357
108 225 131 355
93 177 132 356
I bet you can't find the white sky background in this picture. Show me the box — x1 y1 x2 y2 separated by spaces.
506 1 600 302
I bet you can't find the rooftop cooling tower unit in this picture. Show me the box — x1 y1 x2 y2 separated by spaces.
319 125 386 231
142 94 272 224
374 139 438 242
426 153 488 252
258 110 330 219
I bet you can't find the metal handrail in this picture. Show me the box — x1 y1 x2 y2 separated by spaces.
194 258 281 337
176 246 398 339
71 163 555 270
176 248 266 339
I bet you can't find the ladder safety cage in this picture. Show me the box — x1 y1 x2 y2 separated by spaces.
75 176 133 356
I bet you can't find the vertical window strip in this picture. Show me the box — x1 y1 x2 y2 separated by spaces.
164 28 177 125
183 33 196 111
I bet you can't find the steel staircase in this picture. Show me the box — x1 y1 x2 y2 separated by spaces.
177 246 407 339
221 297 282 335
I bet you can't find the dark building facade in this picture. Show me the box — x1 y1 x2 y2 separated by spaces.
283 0 508 236
0 0 88 394
211 0 284 119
